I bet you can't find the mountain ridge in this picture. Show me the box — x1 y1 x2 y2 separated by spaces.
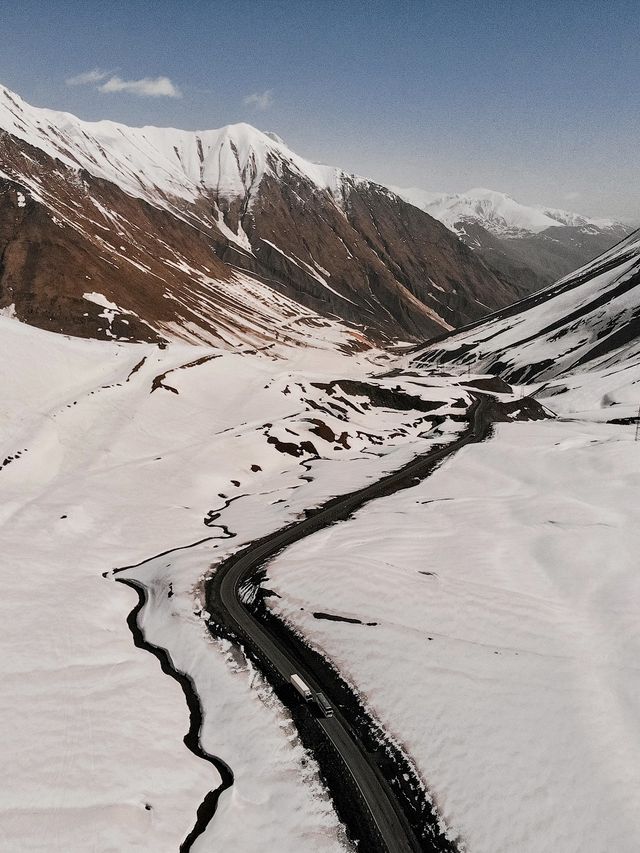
392 185 625 238
0 84 525 348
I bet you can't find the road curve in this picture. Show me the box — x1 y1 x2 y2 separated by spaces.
206 394 494 853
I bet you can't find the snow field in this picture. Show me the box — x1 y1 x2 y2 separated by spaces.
0 315 467 851
265 418 640 853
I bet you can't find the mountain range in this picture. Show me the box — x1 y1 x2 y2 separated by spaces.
0 84 527 348
0 83 634 357
392 185 633 294
3 80 640 853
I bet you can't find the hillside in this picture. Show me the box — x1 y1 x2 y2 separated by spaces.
413 228 640 383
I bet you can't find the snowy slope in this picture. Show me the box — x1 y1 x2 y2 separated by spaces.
0 311 482 851
257 236 640 853
4 213 640 852
415 229 640 382
266 416 640 853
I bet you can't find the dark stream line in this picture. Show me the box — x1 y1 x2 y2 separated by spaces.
115 575 234 851
105 536 218 574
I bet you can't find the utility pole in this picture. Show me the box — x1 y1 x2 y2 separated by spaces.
635 402 640 442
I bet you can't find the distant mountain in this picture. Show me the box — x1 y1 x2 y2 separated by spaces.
0 85 523 347
413 227 640 383
399 187 623 238
391 186 633 294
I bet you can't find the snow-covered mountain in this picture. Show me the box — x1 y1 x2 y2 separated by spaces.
396 187 622 238
414 227 640 383
537 205 622 231
0 85 342 208
0 84 523 347
392 184 633 293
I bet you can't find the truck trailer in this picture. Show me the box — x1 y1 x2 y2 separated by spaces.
290 673 313 701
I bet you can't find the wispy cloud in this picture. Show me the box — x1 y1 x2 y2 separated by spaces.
564 191 581 201
65 69 109 86
243 89 274 111
65 70 181 98
99 75 181 98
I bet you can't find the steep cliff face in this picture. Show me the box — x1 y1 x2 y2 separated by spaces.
0 85 517 346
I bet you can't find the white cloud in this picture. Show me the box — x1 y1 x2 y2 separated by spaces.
243 89 274 111
65 69 109 86
99 75 182 98
65 70 181 98
564 191 581 201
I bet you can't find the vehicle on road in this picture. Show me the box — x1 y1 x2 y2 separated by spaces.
315 691 334 717
290 673 313 701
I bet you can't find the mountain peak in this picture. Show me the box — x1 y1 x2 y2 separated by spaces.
263 130 286 146
0 83 346 206
393 182 624 239
464 187 519 204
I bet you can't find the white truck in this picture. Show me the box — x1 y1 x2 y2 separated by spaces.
290 673 313 701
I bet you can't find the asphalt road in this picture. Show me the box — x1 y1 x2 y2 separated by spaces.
207 394 493 853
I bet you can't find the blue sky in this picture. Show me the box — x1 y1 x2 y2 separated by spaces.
1 0 638 219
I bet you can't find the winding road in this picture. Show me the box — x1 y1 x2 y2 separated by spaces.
206 394 495 852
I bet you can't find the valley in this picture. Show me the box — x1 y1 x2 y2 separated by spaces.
0 73 638 853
